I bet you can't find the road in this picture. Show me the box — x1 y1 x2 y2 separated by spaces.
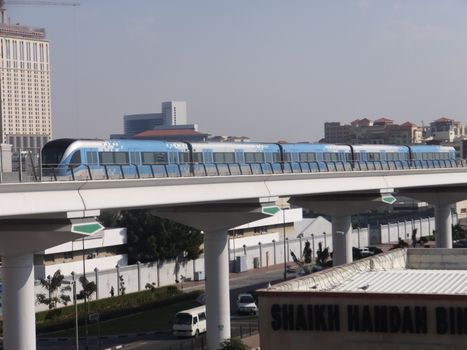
37 265 289 350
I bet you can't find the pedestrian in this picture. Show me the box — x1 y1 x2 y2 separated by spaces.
110 286 115 297
411 228 418 248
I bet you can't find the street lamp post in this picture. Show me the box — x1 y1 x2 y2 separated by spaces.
82 238 89 350
283 207 287 281
65 273 78 350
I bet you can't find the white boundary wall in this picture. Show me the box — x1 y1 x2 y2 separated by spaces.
379 215 458 244
33 228 369 312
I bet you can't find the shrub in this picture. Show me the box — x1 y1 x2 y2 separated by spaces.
35 286 200 334
219 338 249 350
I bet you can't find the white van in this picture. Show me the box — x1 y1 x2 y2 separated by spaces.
172 305 207 337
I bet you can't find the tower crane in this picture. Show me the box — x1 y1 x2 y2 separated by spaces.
0 0 80 24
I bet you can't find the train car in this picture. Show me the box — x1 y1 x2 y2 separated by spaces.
41 138 191 179
408 145 456 168
278 143 353 172
188 142 282 175
351 144 411 171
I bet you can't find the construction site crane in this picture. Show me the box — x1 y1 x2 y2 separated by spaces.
0 0 80 24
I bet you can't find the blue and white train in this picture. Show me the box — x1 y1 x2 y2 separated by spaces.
41 138 458 179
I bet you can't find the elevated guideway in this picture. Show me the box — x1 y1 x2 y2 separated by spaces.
2 167 467 349
1 167 467 217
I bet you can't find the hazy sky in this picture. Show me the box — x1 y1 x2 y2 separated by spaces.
7 0 467 142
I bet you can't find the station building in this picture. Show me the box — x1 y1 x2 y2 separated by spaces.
258 248 467 350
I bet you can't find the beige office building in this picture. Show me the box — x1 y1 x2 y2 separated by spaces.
0 22 51 151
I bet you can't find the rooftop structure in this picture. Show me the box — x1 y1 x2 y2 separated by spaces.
258 248 467 350
324 118 423 145
134 128 210 142
121 101 190 137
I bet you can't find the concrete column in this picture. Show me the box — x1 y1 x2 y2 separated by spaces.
94 267 99 299
332 215 352 266
3 253 36 350
435 201 452 248
204 230 230 349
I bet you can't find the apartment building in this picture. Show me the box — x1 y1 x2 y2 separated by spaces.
0 22 52 150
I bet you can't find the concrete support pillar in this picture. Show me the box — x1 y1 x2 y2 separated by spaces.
435 201 452 248
3 253 36 350
331 215 352 266
204 230 231 349
153 200 275 349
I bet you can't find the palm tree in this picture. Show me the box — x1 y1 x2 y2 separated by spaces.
36 269 71 309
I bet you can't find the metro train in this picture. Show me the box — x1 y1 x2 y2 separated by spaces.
41 138 458 179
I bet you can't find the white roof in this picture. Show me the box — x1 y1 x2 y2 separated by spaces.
331 269 467 295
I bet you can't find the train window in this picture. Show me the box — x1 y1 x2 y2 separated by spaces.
179 152 190 163
142 152 168 164
255 153 264 162
422 153 433 160
142 152 154 164
168 152 178 164
114 152 129 164
192 152 203 163
283 152 291 162
367 153 380 161
86 152 98 165
245 152 256 163
154 152 167 163
214 153 224 163
324 153 338 161
272 152 281 162
70 151 81 164
224 152 235 163
299 152 317 162
99 152 114 164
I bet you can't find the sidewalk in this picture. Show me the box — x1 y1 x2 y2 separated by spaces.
180 262 288 293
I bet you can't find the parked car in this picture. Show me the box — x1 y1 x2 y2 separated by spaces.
454 239 467 248
236 293 258 315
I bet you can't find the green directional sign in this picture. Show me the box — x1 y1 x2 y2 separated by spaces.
262 206 280 216
71 222 104 235
381 194 397 205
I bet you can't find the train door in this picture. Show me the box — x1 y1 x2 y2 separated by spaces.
262 152 274 174
358 150 368 170
376 150 385 170
290 151 301 173
82 149 99 179
235 150 244 164
165 150 180 176
202 150 216 175
338 150 347 171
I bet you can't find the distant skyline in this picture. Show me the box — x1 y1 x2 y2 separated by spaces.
7 0 467 142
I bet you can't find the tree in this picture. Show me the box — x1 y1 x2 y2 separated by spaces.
117 209 203 264
98 210 121 228
78 276 97 301
36 269 71 309
219 338 249 350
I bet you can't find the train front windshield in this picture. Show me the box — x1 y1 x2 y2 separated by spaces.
42 139 75 165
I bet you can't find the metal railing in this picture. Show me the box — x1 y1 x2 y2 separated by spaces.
162 319 259 350
3 158 467 183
